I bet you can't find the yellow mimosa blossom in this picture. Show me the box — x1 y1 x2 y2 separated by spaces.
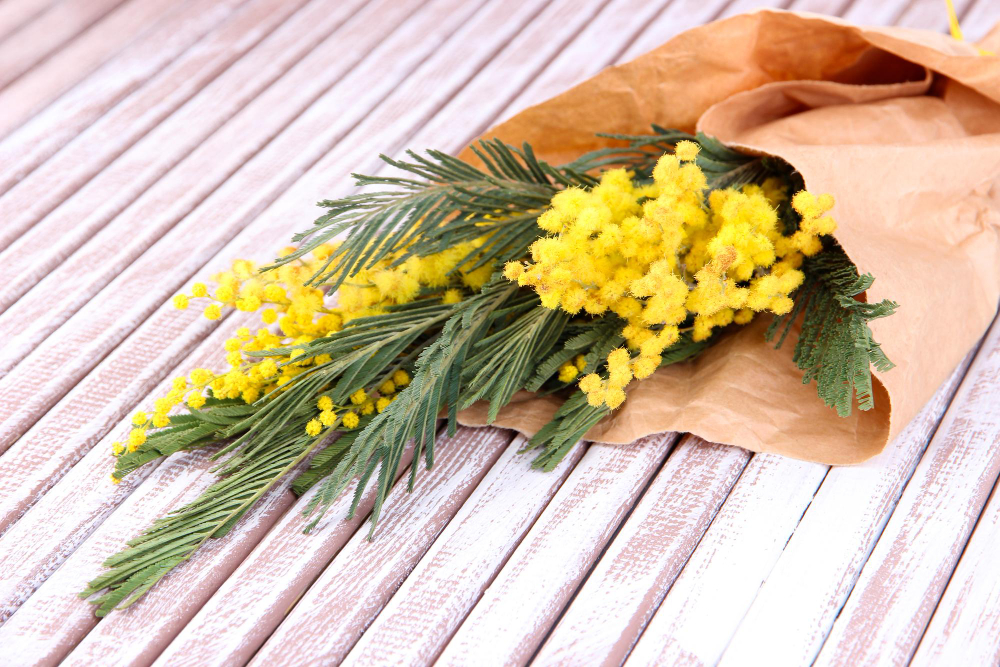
342 412 360 429
508 149 836 409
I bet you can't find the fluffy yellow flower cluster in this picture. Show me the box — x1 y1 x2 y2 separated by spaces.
112 241 451 474
504 141 836 409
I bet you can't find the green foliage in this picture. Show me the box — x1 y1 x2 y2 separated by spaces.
768 244 898 416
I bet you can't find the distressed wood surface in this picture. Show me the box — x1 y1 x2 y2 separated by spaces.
1 0 999 664
0 0 127 91
0 0 180 137
0 0 248 205
437 434 676 666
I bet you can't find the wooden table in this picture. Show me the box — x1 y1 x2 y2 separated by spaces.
0 0 998 664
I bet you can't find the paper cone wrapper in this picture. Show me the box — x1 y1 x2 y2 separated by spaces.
456 9 1000 464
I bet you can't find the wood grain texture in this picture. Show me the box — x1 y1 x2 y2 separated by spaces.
0 0 127 91
0 0 366 315
436 434 676 667
153 441 422 667
534 436 750 667
0 0 180 138
0 0 57 44
342 437 584 666
962 0 1000 42
0 0 315 303
625 454 828 666
249 427 514 666
0 0 467 451
0 0 245 207
719 356 975 667
911 474 1000 666
814 315 1000 666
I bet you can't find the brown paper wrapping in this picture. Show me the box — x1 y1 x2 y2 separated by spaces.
456 10 1000 464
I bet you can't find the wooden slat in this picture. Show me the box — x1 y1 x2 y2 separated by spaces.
896 0 975 31
0 0 365 315
0 0 127 90
435 434 676 666
0 0 245 205
0 0 179 139
0 0 450 450
622 456 828 666
718 356 974 666
0 0 57 44
248 428 513 666
0 0 316 302
614 0 741 64
813 315 1000 666
843 0 921 25
533 437 750 666
152 441 421 667
341 438 584 666
911 477 1000 665
962 0 1000 42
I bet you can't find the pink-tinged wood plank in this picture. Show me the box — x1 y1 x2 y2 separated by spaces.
153 441 423 667
0 0 127 90
0 445 226 667
615 0 741 64
896 0 975 31
249 427 514 666
533 437 751 667
0 0 471 449
0 0 58 44
497 0 681 119
813 315 1000 666
341 437 584 666
58 461 301 667
0 0 315 279
0 0 179 139
911 480 1000 666
963 0 1000 42
0 0 245 206
719 356 974 667
623 455 829 666
436 434 676 667
0 311 242 623
0 0 364 315
843 0 923 25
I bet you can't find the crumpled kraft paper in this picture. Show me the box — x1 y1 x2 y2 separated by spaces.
456 9 1000 464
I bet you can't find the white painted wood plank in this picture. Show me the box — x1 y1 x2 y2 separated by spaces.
719 356 974 667
0 311 245 624
962 0 1000 42
436 434 676 667
787 0 851 14
248 427 514 667
0 0 127 90
813 315 1000 666
0 0 245 204
624 454 828 667
0 0 548 627
616 0 742 64
0 0 316 286
0 445 225 667
341 437 584 666
0 0 56 44
0 0 473 451
152 441 422 667
0 0 366 314
532 436 750 665
911 481 1000 666
896 0 974 31
843 0 917 25
533 437 750 667
0 0 179 139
